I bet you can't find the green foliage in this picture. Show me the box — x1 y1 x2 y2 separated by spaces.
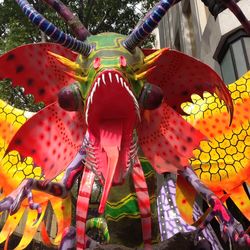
0 79 44 112
0 0 156 110
0 0 156 53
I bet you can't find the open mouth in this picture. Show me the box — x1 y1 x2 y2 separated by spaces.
85 69 139 213
85 69 140 136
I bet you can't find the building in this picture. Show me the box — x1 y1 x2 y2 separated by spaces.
155 0 250 84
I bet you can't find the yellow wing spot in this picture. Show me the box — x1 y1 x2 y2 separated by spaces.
240 158 249 168
232 152 244 161
200 164 210 172
220 139 231 149
226 146 237 155
224 155 234 164
203 109 212 118
219 170 228 179
210 149 220 161
16 115 27 124
211 173 220 182
210 164 219 174
200 172 211 181
234 162 243 173
199 152 210 163
231 135 238 146
225 165 237 175
199 141 211 152
231 90 240 100
33 167 42 177
23 165 33 175
237 141 246 153
13 171 25 181
9 154 19 165
208 102 218 110
237 84 246 93
244 135 250 146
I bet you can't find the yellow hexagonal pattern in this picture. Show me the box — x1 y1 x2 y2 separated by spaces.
182 71 250 219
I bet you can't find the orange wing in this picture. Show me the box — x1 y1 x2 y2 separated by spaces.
0 99 72 249
181 71 250 220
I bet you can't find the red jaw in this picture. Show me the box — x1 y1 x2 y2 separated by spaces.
85 69 139 213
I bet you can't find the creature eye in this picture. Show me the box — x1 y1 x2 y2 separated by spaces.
58 84 83 111
139 83 164 110
120 56 127 68
94 57 101 70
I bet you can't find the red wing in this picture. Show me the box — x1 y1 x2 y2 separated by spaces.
138 103 205 174
6 102 86 180
0 43 77 105
142 48 233 120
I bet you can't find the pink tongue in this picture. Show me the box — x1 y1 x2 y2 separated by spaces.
98 120 123 214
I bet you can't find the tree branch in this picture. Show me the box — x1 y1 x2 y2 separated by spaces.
85 0 95 29
92 8 110 34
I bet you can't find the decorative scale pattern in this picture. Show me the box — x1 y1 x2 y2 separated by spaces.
182 71 250 220
0 43 77 104
7 102 86 180
0 99 72 248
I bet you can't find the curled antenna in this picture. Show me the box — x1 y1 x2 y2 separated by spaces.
123 0 176 52
124 0 250 52
43 0 91 41
16 0 92 56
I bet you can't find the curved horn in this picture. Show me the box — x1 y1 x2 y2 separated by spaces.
16 0 92 56
123 0 175 52
220 0 250 35
43 0 91 41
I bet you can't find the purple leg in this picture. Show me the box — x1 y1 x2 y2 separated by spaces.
0 143 86 221
59 226 76 250
157 174 223 250
179 167 250 247
157 174 195 239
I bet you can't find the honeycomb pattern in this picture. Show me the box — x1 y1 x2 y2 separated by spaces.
0 99 64 192
182 72 250 191
0 98 71 249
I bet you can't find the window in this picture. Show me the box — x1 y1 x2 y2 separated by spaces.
218 30 250 83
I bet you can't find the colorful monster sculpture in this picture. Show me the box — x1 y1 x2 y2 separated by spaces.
0 0 249 249
158 71 250 248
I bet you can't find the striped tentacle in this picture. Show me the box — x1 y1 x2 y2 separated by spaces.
16 0 92 56
123 0 175 51
43 0 91 40
132 158 152 249
76 167 95 250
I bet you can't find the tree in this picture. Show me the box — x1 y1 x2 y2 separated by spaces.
0 0 154 111
0 0 155 54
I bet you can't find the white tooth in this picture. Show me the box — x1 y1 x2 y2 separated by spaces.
120 77 124 86
115 74 119 83
91 82 98 103
109 72 112 82
102 74 106 85
85 98 90 125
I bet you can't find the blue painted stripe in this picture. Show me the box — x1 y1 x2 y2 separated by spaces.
124 0 174 51
16 0 92 55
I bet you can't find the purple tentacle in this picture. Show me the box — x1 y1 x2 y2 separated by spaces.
59 226 76 250
179 167 250 247
16 0 92 56
27 190 42 225
157 174 195 240
43 0 91 40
